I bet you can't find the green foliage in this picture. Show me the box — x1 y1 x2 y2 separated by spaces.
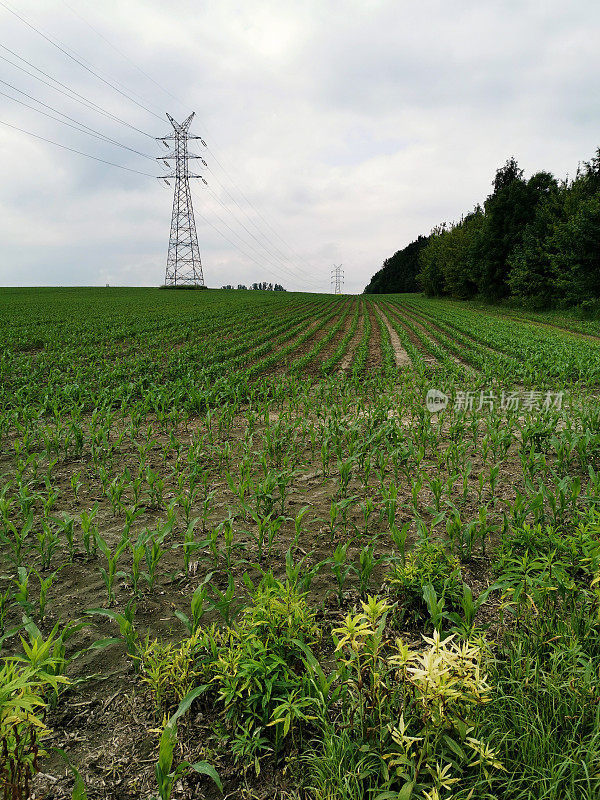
368 147 600 309
153 687 222 799
140 630 205 715
475 594 600 799
321 597 502 798
365 235 429 294
0 655 68 798
385 540 463 624
239 574 320 653
210 574 320 763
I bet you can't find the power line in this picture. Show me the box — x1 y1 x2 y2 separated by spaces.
204 149 324 279
203 180 325 287
0 0 164 123
0 46 155 139
60 0 186 116
0 4 330 289
193 185 326 289
203 164 324 283
0 79 155 159
0 118 156 177
39 2 327 282
190 182 327 289
189 187 312 289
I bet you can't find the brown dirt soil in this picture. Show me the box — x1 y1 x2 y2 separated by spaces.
389 302 479 373
379 303 438 366
339 308 365 372
305 298 356 375
263 317 325 376
365 303 384 371
373 305 411 366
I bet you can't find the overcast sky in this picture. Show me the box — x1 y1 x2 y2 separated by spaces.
1 0 599 293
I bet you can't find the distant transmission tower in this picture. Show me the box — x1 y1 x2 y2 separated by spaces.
157 113 207 287
331 264 344 294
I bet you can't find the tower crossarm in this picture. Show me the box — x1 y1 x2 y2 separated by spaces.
157 152 206 160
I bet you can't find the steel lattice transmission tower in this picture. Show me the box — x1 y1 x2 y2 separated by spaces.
157 113 207 287
331 264 344 294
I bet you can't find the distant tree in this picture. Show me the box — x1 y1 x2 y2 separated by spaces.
551 162 600 306
493 156 523 192
365 145 600 309
476 158 534 300
364 235 429 293
507 175 562 308
442 208 484 299
416 225 447 296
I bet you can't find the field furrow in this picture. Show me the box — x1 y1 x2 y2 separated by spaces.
1 287 599 800
373 303 411 367
339 302 365 372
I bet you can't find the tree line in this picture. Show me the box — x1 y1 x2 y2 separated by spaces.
220 283 286 291
365 147 600 311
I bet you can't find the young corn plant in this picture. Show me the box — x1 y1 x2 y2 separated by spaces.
79 504 99 559
145 467 165 510
176 485 199 526
144 535 167 592
390 521 410 566
54 512 76 562
207 574 245 626
356 543 386 597
4 512 34 569
37 520 60 571
70 470 83 500
328 542 356 605
96 530 129 605
86 601 140 668
13 567 33 617
284 548 325 594
292 505 310 547
337 457 354 498
174 577 212 635
34 568 61 622
172 517 204 577
152 688 222 800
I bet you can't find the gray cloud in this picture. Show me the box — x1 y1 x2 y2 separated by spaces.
1 0 599 293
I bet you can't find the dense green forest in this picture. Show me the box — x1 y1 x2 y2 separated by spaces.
363 235 429 294
365 148 600 311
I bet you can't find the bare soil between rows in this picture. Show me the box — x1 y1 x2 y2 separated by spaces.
1 383 593 799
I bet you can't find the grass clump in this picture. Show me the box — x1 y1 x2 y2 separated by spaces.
385 539 463 624
303 595 501 799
